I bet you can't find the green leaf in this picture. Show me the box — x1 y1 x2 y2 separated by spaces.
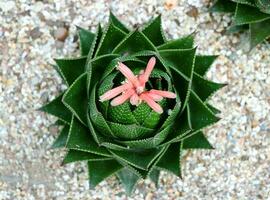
256 0 270 14
250 18 270 48
97 72 118 118
187 91 220 130
54 57 86 86
157 34 194 50
66 116 110 157
149 168 160 186
88 159 123 188
39 93 72 123
156 143 181 176
63 149 112 164
87 54 118 96
108 122 154 140
51 124 69 148
159 48 196 110
62 73 88 125
109 148 165 170
159 48 196 82
89 84 115 138
234 3 270 25
132 103 152 124
109 11 130 33
95 21 126 56
206 103 221 114
91 24 103 58
120 124 173 149
107 102 137 124
210 0 237 13
226 24 249 34
183 131 213 149
194 55 218 77
113 30 156 55
232 0 255 7
117 168 140 195
77 27 95 56
192 73 226 102
142 15 165 46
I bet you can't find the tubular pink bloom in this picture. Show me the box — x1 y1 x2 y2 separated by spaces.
145 91 163 102
130 93 140 106
117 62 140 87
100 57 177 114
140 93 163 114
99 82 132 102
139 57 156 84
111 89 135 106
150 89 177 99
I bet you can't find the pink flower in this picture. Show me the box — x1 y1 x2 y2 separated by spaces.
99 57 176 114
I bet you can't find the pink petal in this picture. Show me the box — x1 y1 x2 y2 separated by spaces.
99 82 132 102
117 62 140 87
140 93 163 114
140 57 156 84
130 93 140 106
111 89 135 106
150 89 176 99
146 92 163 101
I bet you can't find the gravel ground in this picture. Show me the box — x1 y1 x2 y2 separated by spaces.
1 0 270 199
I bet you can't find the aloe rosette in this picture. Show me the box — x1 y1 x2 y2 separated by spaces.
40 12 225 194
211 0 270 49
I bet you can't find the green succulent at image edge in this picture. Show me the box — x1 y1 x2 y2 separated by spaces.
211 0 270 49
39 12 226 195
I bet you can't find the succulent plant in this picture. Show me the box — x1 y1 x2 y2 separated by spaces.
40 12 225 195
211 0 270 49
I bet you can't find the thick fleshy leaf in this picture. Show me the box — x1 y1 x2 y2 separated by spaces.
120 124 173 149
149 168 160 186
250 19 270 48
51 124 69 148
183 131 213 149
210 0 237 13
194 55 218 76
159 48 196 110
66 116 110 157
39 93 72 123
192 73 226 102
87 54 118 96
113 30 156 55
142 15 165 46
117 168 140 195
63 149 112 164
95 21 126 56
160 109 191 146
226 24 249 34
62 73 88 125
255 0 270 14
232 0 255 7
156 143 181 176
108 122 154 140
107 102 137 124
97 72 118 118
187 91 220 130
77 27 95 56
109 148 165 170
88 160 123 188
234 3 270 25
207 103 221 114
54 57 86 86
109 11 129 33
159 48 196 80
89 84 115 138
157 34 194 50
91 24 103 59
